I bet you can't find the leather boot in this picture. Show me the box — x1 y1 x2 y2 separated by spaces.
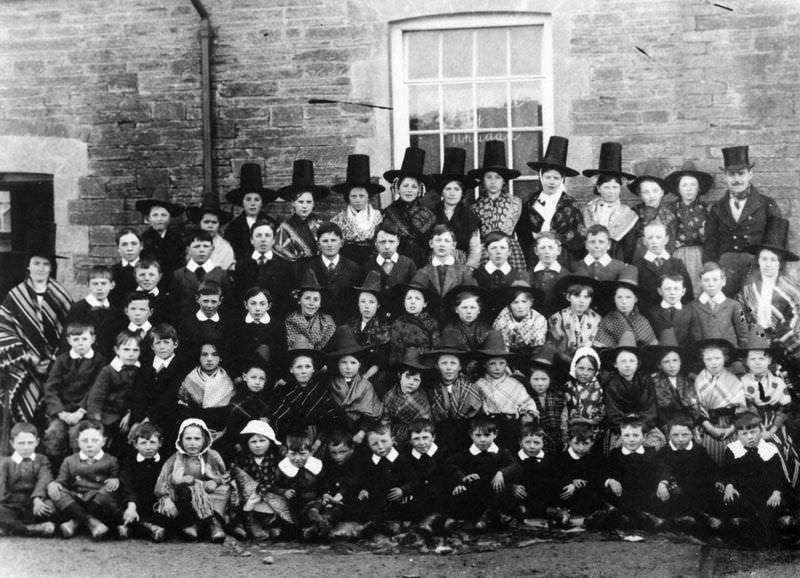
546 507 571 528
244 513 268 541
86 516 110 541
180 524 199 541
59 519 79 539
140 521 166 542
416 513 443 538
206 516 226 543
25 521 56 537
639 512 667 532
308 508 331 538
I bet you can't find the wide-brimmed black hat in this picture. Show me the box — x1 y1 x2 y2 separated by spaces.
553 275 601 298
495 280 545 310
352 270 384 301
226 163 278 206
664 161 714 197
398 347 434 371
475 330 515 359
736 328 781 357
443 283 486 312
292 269 325 298
277 159 330 202
331 154 385 197
383 147 428 184
600 330 641 365
134 185 185 218
286 335 321 364
526 136 579 178
420 328 472 362
644 328 684 363
627 160 668 196
324 325 370 358
468 140 521 182
390 280 439 310
582 142 636 181
720 145 755 171
431 147 479 189
186 196 233 225
529 343 559 370
746 218 799 262
599 265 640 298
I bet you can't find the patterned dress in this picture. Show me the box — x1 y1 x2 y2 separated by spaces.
563 377 606 438
472 192 527 271
388 312 440 367
492 307 548 356
593 309 658 349
548 308 602 361
667 198 707 290
284 311 336 351
430 374 483 453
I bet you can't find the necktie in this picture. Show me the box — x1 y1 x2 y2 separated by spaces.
195 267 205 282
491 270 504 285
382 259 394 275
590 261 600 277
758 379 770 403
328 261 336 274
74 357 84 371
668 307 676 321
734 199 742 211
258 253 267 265
437 264 447 287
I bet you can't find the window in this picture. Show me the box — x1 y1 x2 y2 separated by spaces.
390 13 553 195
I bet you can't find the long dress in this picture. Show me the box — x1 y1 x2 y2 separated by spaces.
0 277 73 424
472 192 527 271
694 368 746 464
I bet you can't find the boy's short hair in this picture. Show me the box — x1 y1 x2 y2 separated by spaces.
429 223 455 241
666 414 695 434
150 323 178 342
285 431 314 451
316 221 343 240
483 230 510 248
65 321 95 337
567 420 595 443
618 414 645 433
130 421 163 443
10 421 39 440
116 227 141 245
115 329 142 348
519 423 546 440
185 228 214 247
734 410 762 431
125 291 152 308
87 265 113 282
327 430 354 449
249 217 278 236
375 221 400 239
658 273 685 288
469 416 497 435
586 224 610 239
534 231 562 247
76 418 104 436
196 280 222 297
365 420 392 438
409 418 435 436
135 258 162 273
243 285 272 303
700 261 725 278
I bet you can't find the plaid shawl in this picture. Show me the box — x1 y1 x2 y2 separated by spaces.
285 311 336 350
271 376 344 434
179 367 235 409
430 374 483 421
694 368 746 414
651 371 704 423
593 309 658 349
274 214 319 262
383 199 436 241
738 274 800 338
492 307 548 353
477 374 538 416
389 312 440 366
0 278 73 422
741 371 791 408
383 385 432 443
329 374 383 422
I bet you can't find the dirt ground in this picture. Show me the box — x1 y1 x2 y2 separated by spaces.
4 530 800 578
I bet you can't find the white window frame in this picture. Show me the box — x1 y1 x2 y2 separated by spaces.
389 12 554 188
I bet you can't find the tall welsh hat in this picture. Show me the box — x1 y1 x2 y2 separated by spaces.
431 147 479 189
746 217 799 262
225 162 277 206
468 140 521 181
134 185 185 218
17 221 67 260
582 142 637 181
526 136 579 178
331 154 385 197
720 146 755 171
383 147 429 185
277 159 330 202
664 161 714 197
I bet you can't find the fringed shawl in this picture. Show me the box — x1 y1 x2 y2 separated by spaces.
328 374 383 422
179 367 235 409
430 375 483 421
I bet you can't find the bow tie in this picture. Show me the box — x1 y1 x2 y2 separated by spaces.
81 458 97 464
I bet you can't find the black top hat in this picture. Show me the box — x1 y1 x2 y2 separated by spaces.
18 221 67 261
324 325 370 358
746 218 799 262
134 185 185 218
420 328 472 361
331 154 385 197
398 347 433 371
720 146 755 171
226 163 277 206
468 140 521 182
432 147 479 189
582 142 636 181
664 161 714 197
186 194 233 225
627 160 667 196
526 136 579 178
383 147 429 184
277 159 330 202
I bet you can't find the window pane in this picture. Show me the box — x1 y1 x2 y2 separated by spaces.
475 28 506 77
510 82 542 127
407 31 439 79
408 85 439 131
442 29 472 78
444 133 476 170
409 134 441 175
510 26 542 76
0 190 10 234
442 84 474 129
476 82 507 129
511 131 543 174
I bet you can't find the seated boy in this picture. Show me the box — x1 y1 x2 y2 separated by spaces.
177 280 233 361
495 424 563 525
412 224 477 303
0 423 57 537
527 232 567 317
632 221 694 311
119 422 170 541
406 419 446 536
274 430 328 540
645 274 702 348
445 416 514 531
47 419 125 540
65 265 124 360
654 414 721 532
570 225 628 281
171 229 233 320
321 430 364 530
602 415 667 531
363 221 417 296
720 410 787 544
134 259 173 325
358 421 417 536
42 322 106 466
474 231 530 290
688 262 748 347
557 420 605 521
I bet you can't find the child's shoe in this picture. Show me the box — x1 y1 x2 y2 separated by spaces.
672 515 697 532
545 507 571 528
117 524 130 539
206 516 226 543
301 525 318 541
701 513 723 533
25 521 56 537
442 517 459 533
86 516 109 540
473 511 491 533
639 512 666 533
180 524 199 541
268 526 285 541
416 513 443 537
59 519 79 539
244 513 268 541
141 522 166 542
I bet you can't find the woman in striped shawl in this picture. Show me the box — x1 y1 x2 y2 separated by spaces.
0 251 72 426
